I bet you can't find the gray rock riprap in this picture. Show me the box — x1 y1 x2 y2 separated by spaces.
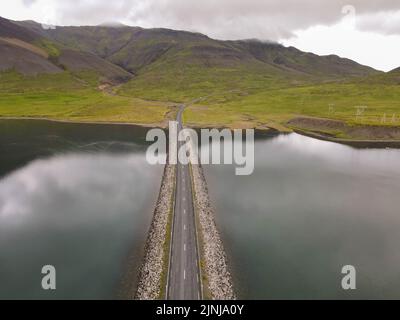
191 164 236 300
135 164 175 300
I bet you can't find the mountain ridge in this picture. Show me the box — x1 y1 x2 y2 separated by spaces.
1 17 399 142
7 17 379 80
0 17 132 81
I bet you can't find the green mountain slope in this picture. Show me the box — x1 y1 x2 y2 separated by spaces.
0 17 169 126
18 20 378 79
17 21 379 103
1 17 132 82
2 16 399 141
0 17 63 74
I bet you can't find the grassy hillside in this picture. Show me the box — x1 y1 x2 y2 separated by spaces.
2 17 400 140
184 74 400 139
1 17 132 82
115 39 378 103
19 20 378 79
0 17 165 126
0 70 172 126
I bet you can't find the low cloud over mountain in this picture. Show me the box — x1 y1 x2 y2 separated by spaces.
21 0 400 40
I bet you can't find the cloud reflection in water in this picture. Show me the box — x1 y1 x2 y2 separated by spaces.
0 152 162 299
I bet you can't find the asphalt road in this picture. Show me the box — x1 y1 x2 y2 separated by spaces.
166 105 202 300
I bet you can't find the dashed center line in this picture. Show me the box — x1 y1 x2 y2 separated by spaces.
168 106 202 300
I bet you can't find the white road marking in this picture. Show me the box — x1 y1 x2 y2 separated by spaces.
184 209 186 214
184 224 186 230
184 244 186 251
184 270 186 280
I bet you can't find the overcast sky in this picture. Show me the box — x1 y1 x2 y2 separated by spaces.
2 0 400 71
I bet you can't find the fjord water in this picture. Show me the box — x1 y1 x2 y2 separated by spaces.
203 133 400 299
0 120 162 299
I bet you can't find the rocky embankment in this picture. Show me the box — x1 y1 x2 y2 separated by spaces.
135 164 175 300
191 164 236 300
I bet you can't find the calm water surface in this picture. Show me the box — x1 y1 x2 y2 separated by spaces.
3 120 400 299
203 133 400 299
0 120 163 299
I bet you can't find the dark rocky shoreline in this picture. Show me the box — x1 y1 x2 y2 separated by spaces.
191 164 236 300
135 164 175 300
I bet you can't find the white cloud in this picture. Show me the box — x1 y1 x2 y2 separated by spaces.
5 0 398 39
0 152 157 225
282 14 400 71
22 0 36 6
1 0 399 70
357 10 400 35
